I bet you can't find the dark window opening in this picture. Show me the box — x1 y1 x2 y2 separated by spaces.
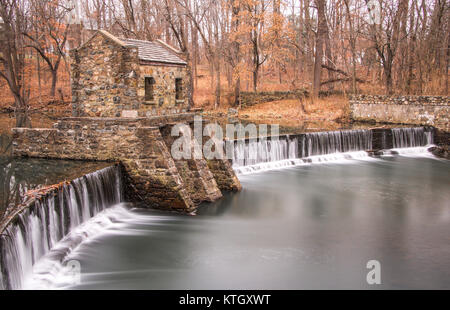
175 78 183 100
145 77 155 101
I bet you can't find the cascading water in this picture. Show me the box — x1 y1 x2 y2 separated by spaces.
232 130 373 174
231 136 298 167
300 130 373 158
231 136 301 174
391 127 433 148
379 127 435 157
0 165 122 290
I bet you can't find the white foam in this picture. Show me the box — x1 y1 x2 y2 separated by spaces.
381 145 436 157
22 204 135 290
234 151 374 175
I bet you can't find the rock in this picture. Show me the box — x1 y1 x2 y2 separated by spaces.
228 108 238 116
429 146 450 160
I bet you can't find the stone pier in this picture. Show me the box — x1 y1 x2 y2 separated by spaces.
11 114 241 213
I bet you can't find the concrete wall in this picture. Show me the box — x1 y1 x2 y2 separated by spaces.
350 95 449 131
11 115 241 213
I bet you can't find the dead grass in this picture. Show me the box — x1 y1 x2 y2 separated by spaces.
236 95 350 127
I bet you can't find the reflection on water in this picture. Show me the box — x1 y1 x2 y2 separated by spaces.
0 133 12 157
45 156 450 290
0 158 112 224
0 113 111 222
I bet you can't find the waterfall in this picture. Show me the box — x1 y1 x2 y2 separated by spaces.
392 127 433 148
231 130 373 174
231 136 301 174
300 130 373 158
231 136 298 167
0 165 122 290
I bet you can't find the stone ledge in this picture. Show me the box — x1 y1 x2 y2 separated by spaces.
350 95 449 131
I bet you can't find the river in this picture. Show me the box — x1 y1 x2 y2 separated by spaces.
24 154 450 289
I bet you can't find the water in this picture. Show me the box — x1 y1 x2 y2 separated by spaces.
0 166 122 289
392 127 433 148
0 158 112 221
13 154 448 290
300 129 373 157
232 129 374 174
231 128 436 174
1 126 448 289
231 137 298 168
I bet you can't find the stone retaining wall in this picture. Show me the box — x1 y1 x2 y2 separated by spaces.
11 114 241 213
350 95 449 131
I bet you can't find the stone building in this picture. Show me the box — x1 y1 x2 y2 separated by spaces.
70 30 189 117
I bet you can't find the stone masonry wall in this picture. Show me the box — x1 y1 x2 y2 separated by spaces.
70 32 190 118
70 33 140 117
11 115 240 212
160 124 222 204
137 64 189 116
12 118 196 212
350 95 449 131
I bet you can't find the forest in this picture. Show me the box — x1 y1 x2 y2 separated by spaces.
0 0 448 126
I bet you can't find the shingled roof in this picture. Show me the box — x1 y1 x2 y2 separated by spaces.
77 30 187 66
121 38 187 65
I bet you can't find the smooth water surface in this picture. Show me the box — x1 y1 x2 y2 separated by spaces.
0 158 112 224
57 156 449 290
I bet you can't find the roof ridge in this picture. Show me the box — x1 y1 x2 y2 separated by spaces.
156 39 182 55
121 37 155 43
72 30 125 51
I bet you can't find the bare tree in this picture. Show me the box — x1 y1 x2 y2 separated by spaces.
24 0 69 99
0 0 30 127
162 0 194 109
312 0 327 97
365 0 408 95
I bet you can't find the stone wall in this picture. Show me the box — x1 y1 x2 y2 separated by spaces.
70 33 140 117
12 119 194 212
70 31 190 118
160 124 223 204
138 64 188 115
350 95 449 131
11 115 241 213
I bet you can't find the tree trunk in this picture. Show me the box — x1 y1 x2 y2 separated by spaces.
215 56 221 108
51 69 58 98
384 60 393 95
344 0 357 94
13 95 30 128
313 0 326 97
252 30 259 92
234 76 241 107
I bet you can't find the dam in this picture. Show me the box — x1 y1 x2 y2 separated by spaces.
1 121 449 289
